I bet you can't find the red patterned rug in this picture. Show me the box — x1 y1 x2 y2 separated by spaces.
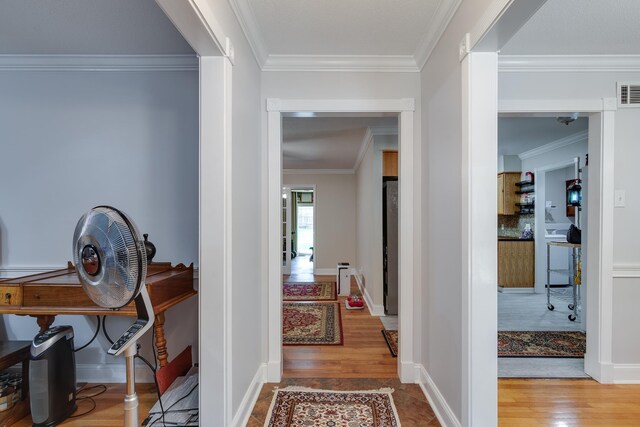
264 387 401 426
498 331 586 358
381 329 398 357
283 302 343 345
283 281 337 301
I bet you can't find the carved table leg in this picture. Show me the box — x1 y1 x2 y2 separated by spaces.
154 312 168 368
36 315 55 332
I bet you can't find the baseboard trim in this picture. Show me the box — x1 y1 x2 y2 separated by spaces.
416 364 461 427
497 287 535 293
266 360 281 383
232 364 266 427
76 363 155 383
314 268 336 275
354 274 385 316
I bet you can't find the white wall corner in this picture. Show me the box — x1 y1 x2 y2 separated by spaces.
353 128 375 172
232 363 266 427
400 98 416 111
602 97 618 112
225 0 268 67
414 0 463 69
266 360 281 383
416 364 462 427
354 273 384 317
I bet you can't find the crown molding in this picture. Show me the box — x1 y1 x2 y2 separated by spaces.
0 55 199 71
227 0 268 67
353 125 398 172
415 0 463 70
283 169 354 175
499 55 640 73
262 54 419 72
518 130 588 160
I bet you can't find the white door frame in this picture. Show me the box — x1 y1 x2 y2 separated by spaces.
285 185 317 274
266 98 416 382
498 98 616 383
155 1 234 425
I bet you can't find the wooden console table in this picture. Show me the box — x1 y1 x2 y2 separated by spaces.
0 263 196 367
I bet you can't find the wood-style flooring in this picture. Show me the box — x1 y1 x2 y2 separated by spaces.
283 275 397 378
12 383 156 426
499 379 640 426
248 274 438 426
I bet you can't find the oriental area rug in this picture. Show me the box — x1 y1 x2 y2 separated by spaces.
498 331 586 358
381 329 398 358
263 387 401 427
283 281 337 301
283 302 343 345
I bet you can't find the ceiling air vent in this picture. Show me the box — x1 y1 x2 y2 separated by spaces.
618 83 640 107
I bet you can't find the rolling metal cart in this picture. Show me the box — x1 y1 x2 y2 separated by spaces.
546 241 582 321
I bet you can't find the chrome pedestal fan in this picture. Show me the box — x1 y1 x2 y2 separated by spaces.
73 206 154 427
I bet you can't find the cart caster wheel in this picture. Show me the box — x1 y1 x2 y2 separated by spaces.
568 304 575 310
568 314 576 321
547 304 554 311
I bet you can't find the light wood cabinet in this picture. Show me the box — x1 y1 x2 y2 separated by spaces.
383 151 398 177
498 240 534 288
498 172 521 215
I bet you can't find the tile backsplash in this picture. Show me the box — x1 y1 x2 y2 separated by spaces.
498 214 535 238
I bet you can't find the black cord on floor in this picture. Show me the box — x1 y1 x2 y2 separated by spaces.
102 315 114 345
74 316 101 352
68 397 96 418
136 352 166 427
77 384 107 400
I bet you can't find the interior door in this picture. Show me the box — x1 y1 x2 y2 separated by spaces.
282 187 292 275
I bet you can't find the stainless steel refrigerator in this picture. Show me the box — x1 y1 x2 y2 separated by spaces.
383 179 399 315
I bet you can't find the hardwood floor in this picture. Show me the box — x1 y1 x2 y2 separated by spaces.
499 379 640 426
12 383 156 426
282 275 397 378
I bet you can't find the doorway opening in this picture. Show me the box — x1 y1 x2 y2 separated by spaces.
286 188 315 277
267 99 416 383
497 113 590 378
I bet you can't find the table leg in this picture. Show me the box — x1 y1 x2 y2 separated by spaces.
154 313 168 368
36 315 55 332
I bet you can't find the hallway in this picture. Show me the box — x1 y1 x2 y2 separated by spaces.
249 275 439 426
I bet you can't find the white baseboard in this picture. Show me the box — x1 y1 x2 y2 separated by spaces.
497 287 535 293
76 363 155 383
232 363 266 427
354 274 385 316
314 268 336 275
416 364 461 427
266 360 281 382
588 360 640 384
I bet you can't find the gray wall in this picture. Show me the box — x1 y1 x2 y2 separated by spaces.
0 69 199 381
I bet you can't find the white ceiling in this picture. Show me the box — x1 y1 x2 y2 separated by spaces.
498 117 588 156
283 117 397 170
502 0 640 55
232 0 460 69
0 0 194 55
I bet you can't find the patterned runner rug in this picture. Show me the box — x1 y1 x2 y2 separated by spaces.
264 387 401 427
382 329 398 357
283 281 337 301
283 302 343 345
498 331 586 358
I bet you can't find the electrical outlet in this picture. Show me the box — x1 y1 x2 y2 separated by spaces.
615 190 626 207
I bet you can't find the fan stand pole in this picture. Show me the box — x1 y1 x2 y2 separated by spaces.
124 344 139 427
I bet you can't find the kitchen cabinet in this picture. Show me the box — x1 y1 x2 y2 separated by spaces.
498 239 534 288
498 172 521 215
383 151 398 177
